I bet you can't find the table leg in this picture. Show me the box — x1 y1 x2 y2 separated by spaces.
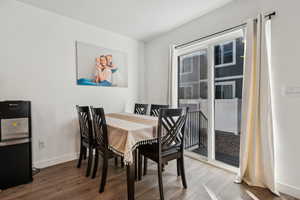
138 152 143 181
134 150 138 180
126 154 135 200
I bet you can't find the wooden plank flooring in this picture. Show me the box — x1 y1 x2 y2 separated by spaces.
0 157 297 200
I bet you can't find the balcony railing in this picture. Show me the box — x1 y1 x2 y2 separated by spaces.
184 110 208 156
184 110 240 167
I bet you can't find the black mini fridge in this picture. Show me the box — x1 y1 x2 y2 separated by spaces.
0 101 33 189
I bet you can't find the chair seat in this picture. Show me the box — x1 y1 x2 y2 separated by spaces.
139 143 182 163
95 146 119 159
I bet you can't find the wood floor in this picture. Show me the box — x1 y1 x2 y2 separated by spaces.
0 157 297 200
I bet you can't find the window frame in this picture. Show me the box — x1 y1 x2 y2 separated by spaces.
215 81 236 99
214 40 236 68
179 50 205 75
180 57 193 74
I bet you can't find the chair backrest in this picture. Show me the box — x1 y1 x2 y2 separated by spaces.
150 104 169 117
76 105 94 145
134 103 148 115
90 107 108 152
157 108 189 153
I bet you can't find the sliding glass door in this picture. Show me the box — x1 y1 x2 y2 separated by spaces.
173 29 245 168
213 37 244 167
178 49 209 158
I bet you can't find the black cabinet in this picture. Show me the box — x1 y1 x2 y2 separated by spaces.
0 142 32 189
0 101 32 189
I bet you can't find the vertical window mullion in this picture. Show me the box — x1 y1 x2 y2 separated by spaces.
220 44 224 65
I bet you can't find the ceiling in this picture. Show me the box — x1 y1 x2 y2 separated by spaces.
17 0 233 41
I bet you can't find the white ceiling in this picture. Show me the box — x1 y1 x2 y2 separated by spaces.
17 0 233 41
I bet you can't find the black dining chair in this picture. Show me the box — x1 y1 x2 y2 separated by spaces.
141 104 169 177
134 103 148 115
76 105 94 177
138 108 189 200
149 104 169 117
134 103 149 177
90 107 123 193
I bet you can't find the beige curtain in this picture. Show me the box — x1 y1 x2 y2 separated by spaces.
236 15 278 195
167 45 175 106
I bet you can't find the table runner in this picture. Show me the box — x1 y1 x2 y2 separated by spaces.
107 113 157 127
106 113 158 164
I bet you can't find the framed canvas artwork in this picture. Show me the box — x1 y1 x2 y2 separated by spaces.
76 41 128 87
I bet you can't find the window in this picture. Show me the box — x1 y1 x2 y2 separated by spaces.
179 86 192 99
180 57 193 73
178 50 207 101
200 82 208 99
214 40 236 67
215 81 236 99
179 51 205 74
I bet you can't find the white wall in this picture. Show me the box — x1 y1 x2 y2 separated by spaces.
0 0 144 168
144 0 300 197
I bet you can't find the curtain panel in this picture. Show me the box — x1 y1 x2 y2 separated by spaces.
167 45 174 106
236 14 278 195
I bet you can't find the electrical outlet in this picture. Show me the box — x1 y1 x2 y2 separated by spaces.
39 140 45 150
283 86 300 97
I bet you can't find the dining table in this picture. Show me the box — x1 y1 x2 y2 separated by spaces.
105 112 159 200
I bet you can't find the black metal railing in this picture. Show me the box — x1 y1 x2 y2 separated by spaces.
184 110 240 166
184 110 208 153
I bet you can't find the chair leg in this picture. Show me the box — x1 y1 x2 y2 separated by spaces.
92 150 99 179
157 163 164 200
179 157 187 189
177 159 181 176
115 157 119 167
138 153 142 181
121 157 124 168
143 157 148 176
83 147 87 160
99 154 108 193
86 147 93 177
77 144 84 168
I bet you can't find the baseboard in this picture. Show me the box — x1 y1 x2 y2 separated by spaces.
34 152 79 169
277 182 300 199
